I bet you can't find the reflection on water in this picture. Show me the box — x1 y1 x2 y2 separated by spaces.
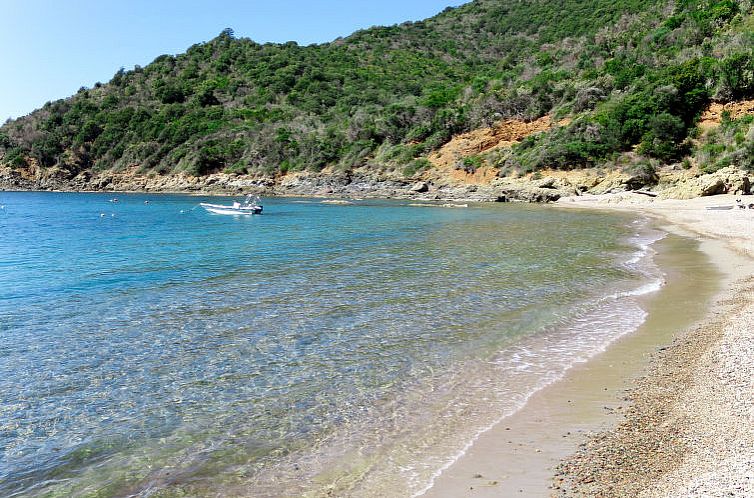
0 193 655 496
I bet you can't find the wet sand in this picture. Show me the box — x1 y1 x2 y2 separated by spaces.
426 194 754 497
423 233 725 497
553 193 754 497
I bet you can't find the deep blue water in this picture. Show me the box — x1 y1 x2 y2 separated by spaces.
0 192 658 497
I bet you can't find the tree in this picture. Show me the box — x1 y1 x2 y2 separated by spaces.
639 113 688 161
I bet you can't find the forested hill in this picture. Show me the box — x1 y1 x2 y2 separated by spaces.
2 0 754 181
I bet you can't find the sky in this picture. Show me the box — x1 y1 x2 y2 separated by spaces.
0 0 465 122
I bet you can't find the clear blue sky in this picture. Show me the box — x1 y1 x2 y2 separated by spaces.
1 0 465 122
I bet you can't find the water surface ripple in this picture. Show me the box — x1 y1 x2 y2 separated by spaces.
0 192 658 497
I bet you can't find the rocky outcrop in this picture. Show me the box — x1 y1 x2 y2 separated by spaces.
698 99 754 129
410 181 430 193
585 171 658 195
495 182 565 202
658 167 751 199
2 162 751 204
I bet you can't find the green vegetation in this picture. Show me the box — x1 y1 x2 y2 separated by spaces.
695 113 754 172
500 0 754 173
2 0 754 177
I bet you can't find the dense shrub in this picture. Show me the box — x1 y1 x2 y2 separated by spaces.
1 0 753 176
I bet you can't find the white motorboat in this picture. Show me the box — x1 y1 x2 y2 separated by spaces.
200 195 263 215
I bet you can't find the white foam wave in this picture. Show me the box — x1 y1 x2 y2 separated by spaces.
412 301 650 496
413 226 667 496
609 278 664 299
622 230 665 268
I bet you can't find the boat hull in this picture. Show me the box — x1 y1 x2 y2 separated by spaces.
200 203 263 215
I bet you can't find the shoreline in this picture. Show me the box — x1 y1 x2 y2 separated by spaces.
3 189 752 496
423 193 753 497
0 169 512 202
422 217 728 496
552 194 754 496
3 163 750 205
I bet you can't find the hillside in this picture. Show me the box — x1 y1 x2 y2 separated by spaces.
1 0 754 189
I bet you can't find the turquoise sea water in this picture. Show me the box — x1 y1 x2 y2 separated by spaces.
0 192 662 497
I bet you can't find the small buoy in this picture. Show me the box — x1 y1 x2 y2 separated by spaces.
111 213 116 217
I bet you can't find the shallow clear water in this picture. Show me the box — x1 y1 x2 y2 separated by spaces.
0 192 660 497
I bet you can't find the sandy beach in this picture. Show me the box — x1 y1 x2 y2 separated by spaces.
427 193 754 497
554 193 754 497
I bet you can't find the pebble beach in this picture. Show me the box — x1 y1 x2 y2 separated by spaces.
555 193 754 497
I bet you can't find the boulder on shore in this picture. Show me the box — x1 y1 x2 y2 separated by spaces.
659 167 751 199
498 184 563 202
410 181 430 193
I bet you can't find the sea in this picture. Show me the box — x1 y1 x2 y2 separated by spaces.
0 192 665 497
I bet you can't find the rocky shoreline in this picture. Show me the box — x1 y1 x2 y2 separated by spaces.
1 164 751 204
